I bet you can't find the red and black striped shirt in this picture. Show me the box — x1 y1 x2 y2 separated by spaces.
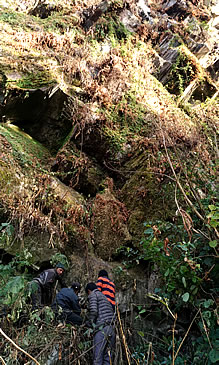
96 276 115 308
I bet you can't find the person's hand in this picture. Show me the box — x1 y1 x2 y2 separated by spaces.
78 294 87 309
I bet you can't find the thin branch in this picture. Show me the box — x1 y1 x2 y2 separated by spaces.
71 342 95 363
0 356 6 365
116 304 131 365
0 327 40 365
103 160 176 181
147 293 176 320
174 182 181 213
200 311 213 349
201 264 215 281
174 309 200 361
192 227 210 240
146 342 152 365
161 130 205 222
35 337 57 359
172 313 177 365
173 147 206 217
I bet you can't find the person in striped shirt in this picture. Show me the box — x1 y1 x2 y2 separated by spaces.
96 270 115 309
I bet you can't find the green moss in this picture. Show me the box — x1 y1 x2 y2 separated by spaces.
103 126 126 153
93 15 131 43
0 6 79 34
166 45 203 95
0 124 51 169
120 152 177 242
0 9 28 30
15 71 56 89
40 12 80 33
0 160 16 194
102 91 153 152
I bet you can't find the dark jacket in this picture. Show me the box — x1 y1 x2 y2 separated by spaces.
96 275 115 308
33 268 66 305
52 288 81 316
87 289 115 329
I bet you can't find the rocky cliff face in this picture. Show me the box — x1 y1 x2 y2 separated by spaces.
0 0 218 349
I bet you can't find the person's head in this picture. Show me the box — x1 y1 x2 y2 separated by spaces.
71 282 81 295
98 269 108 278
55 262 65 276
85 282 97 295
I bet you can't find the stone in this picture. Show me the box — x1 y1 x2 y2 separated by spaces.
82 0 109 31
162 0 189 20
28 0 61 19
2 86 72 152
49 177 85 208
119 9 140 32
51 143 105 197
207 59 219 80
137 0 153 22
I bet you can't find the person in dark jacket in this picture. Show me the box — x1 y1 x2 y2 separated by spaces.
30 262 66 310
96 270 115 309
85 282 115 365
52 282 82 325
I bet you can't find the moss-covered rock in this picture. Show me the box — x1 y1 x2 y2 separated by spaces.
91 187 131 260
120 151 176 241
2 86 72 152
53 141 106 196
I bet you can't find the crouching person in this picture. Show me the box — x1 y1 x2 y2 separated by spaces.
85 282 115 365
29 263 66 310
52 282 83 326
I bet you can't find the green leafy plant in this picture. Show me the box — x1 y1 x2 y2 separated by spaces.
50 253 69 269
115 245 144 268
0 252 32 322
0 222 14 245
166 46 200 95
138 216 218 363
207 204 219 230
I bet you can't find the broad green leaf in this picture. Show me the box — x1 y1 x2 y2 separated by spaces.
164 268 169 277
209 240 218 248
209 348 219 363
208 205 216 211
139 309 146 314
144 228 154 235
5 276 25 294
137 331 145 337
209 221 218 228
182 277 186 288
192 287 198 295
203 299 214 308
182 292 189 302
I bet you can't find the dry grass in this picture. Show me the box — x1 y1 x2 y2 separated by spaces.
0 126 88 248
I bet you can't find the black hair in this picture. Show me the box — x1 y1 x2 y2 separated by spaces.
71 282 81 291
85 282 97 294
98 269 108 277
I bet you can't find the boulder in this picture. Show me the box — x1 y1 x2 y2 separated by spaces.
28 0 61 19
52 142 106 197
82 0 110 31
2 85 72 152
